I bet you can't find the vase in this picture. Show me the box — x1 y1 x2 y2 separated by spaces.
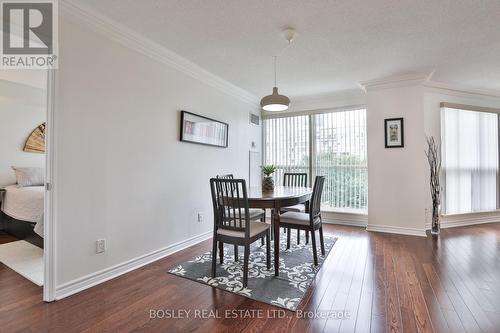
431 202 440 235
262 176 274 192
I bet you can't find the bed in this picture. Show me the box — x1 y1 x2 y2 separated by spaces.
0 185 44 248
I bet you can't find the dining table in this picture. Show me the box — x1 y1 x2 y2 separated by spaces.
247 185 313 276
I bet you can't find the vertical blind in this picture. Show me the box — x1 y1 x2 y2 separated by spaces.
441 107 499 214
264 108 367 212
312 110 367 211
263 115 310 185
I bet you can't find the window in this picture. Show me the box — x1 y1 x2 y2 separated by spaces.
263 115 310 184
441 106 499 214
263 108 367 213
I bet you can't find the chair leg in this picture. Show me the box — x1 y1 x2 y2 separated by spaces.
243 244 250 287
266 230 271 269
286 228 291 249
306 231 309 244
297 229 300 244
270 221 274 240
319 226 325 255
270 211 274 240
211 237 217 277
219 241 224 264
310 230 318 266
234 245 239 262
261 216 265 246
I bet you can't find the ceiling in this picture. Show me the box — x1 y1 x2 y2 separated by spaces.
83 0 500 99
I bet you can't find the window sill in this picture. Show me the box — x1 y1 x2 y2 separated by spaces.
321 207 368 216
435 210 500 229
441 209 500 218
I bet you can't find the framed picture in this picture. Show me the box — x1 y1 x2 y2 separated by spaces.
384 118 404 148
180 111 228 148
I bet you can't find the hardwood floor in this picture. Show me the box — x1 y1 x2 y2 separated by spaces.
0 231 18 244
1 223 499 332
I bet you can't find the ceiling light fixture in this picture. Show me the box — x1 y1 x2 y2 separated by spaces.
260 28 295 112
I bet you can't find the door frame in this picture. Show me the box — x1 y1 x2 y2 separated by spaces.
43 69 57 302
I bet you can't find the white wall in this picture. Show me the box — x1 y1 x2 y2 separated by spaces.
53 17 260 287
365 79 500 236
0 79 46 187
366 84 427 236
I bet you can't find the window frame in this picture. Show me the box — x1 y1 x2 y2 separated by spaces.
262 105 368 213
440 102 500 215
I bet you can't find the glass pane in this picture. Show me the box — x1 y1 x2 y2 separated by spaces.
312 109 368 213
263 115 310 186
441 108 499 214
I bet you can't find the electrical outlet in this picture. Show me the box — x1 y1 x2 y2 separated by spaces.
96 239 106 254
197 213 203 223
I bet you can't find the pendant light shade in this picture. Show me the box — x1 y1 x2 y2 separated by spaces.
260 87 290 111
260 55 290 112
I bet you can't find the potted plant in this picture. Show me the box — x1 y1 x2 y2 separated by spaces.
425 136 442 235
261 165 277 192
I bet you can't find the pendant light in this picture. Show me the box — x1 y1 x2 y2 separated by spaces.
260 56 290 111
260 28 295 112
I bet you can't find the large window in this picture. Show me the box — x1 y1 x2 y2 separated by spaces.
264 108 367 213
441 106 499 214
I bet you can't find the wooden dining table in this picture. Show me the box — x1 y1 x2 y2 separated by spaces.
247 185 313 276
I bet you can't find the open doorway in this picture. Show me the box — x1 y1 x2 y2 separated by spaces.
0 69 48 289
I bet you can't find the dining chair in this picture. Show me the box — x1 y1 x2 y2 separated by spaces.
217 175 265 218
281 172 309 244
279 176 326 266
210 178 271 287
217 174 266 260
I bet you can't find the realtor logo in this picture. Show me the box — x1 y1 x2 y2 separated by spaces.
1 0 58 69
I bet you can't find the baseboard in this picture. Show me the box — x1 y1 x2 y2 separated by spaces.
426 212 500 230
321 211 368 227
55 230 212 300
366 224 427 237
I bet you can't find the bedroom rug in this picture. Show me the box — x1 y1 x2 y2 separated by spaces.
0 240 43 286
168 231 337 311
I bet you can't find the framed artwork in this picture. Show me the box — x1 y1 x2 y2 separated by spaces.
384 118 404 148
180 111 229 148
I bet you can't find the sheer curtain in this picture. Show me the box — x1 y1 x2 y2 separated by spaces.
441 107 499 214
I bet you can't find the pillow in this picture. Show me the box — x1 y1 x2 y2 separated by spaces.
12 167 45 187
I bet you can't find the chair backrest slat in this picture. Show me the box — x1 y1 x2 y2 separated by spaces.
283 172 307 187
309 176 325 223
210 178 250 237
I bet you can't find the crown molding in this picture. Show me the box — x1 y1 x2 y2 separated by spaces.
60 0 259 107
287 88 366 113
423 80 500 100
359 72 434 92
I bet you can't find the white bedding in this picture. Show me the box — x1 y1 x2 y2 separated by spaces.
1 185 44 237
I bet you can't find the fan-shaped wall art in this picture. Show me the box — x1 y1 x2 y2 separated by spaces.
23 123 46 153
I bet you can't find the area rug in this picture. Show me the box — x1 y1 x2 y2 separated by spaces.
168 231 336 311
0 240 43 286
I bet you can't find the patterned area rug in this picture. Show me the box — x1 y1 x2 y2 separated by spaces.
168 231 337 311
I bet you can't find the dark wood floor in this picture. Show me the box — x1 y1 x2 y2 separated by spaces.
1 223 500 333
0 231 18 245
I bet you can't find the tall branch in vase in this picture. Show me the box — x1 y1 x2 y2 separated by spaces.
425 136 442 235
